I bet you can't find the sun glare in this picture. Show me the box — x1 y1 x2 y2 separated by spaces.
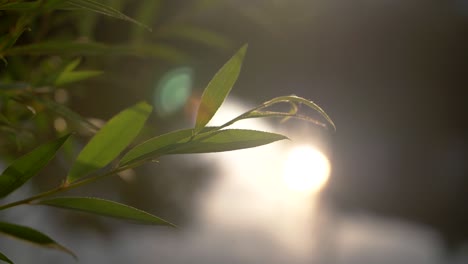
282 146 331 194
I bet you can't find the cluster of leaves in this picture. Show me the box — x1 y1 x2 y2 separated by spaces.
0 1 335 263
0 0 231 155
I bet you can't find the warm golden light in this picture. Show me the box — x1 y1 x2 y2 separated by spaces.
282 146 331 194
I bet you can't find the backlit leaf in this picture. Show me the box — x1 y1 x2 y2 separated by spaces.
0 222 75 258
66 102 152 183
194 44 247 134
0 134 70 198
166 129 288 154
38 197 175 227
120 128 286 165
119 127 215 166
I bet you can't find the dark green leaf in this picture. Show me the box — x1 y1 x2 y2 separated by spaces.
0 222 75 258
0 134 70 198
0 251 13 264
66 102 152 183
194 44 247 134
38 197 175 227
67 0 150 31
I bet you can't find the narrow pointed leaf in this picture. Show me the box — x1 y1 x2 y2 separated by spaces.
67 0 150 31
55 70 102 86
38 197 175 227
0 222 76 259
119 128 194 166
66 102 152 183
0 134 70 198
120 128 286 165
167 129 288 154
0 252 13 264
194 44 247 134
119 127 217 166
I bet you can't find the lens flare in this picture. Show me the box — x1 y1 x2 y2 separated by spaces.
282 146 330 194
154 67 192 116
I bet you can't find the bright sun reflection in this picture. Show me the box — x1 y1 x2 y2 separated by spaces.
282 146 331 194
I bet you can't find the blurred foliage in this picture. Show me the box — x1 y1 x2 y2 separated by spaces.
0 0 232 158
0 1 334 262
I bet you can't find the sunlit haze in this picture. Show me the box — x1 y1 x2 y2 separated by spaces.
282 146 331 194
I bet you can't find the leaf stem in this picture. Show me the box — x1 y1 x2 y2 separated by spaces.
0 160 146 211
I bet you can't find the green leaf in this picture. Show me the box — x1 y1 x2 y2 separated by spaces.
38 197 175 227
120 128 286 165
167 129 288 154
119 127 216 166
53 57 103 86
0 252 13 264
0 222 76 259
119 128 189 165
0 134 70 198
67 0 151 31
55 71 102 86
66 102 152 183
194 44 247 134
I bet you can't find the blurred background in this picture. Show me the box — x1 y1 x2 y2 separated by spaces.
1 0 467 263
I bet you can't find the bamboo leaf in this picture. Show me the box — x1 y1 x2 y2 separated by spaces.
55 71 102 86
167 129 288 154
194 44 247 134
0 134 70 198
120 128 286 165
38 197 175 227
0 222 76 259
119 127 217 166
54 58 103 86
67 0 150 31
0 252 13 264
66 102 152 183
